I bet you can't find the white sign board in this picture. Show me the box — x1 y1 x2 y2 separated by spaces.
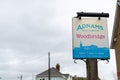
72 17 110 59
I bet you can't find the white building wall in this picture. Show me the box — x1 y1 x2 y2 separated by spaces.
67 75 72 80
36 77 66 80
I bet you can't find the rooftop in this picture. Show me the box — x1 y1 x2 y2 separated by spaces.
36 67 70 79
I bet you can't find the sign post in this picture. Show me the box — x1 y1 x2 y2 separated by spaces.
86 59 98 80
72 12 109 80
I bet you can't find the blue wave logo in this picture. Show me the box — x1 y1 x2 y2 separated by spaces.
73 42 110 59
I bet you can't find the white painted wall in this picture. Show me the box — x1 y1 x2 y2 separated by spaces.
36 77 66 80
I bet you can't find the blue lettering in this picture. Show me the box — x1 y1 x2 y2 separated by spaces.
77 24 104 31
82 24 86 29
77 25 82 30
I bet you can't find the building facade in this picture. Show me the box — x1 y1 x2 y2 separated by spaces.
111 0 120 80
36 67 72 80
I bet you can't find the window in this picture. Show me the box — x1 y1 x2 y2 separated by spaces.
39 78 45 80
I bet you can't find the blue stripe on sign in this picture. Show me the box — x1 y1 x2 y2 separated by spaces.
73 48 110 59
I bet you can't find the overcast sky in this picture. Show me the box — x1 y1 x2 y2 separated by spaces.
0 0 117 80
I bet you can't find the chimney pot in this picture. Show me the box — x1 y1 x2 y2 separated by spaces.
56 64 60 71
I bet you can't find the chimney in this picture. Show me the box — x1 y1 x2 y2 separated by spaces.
56 64 60 71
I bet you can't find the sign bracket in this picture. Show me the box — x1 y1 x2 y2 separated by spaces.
76 12 109 20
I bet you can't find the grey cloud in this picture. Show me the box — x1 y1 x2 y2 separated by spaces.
0 0 58 79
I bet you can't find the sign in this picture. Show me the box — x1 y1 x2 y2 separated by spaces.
72 17 110 59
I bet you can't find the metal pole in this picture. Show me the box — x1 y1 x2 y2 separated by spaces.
86 59 98 80
48 52 50 80
20 75 22 80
